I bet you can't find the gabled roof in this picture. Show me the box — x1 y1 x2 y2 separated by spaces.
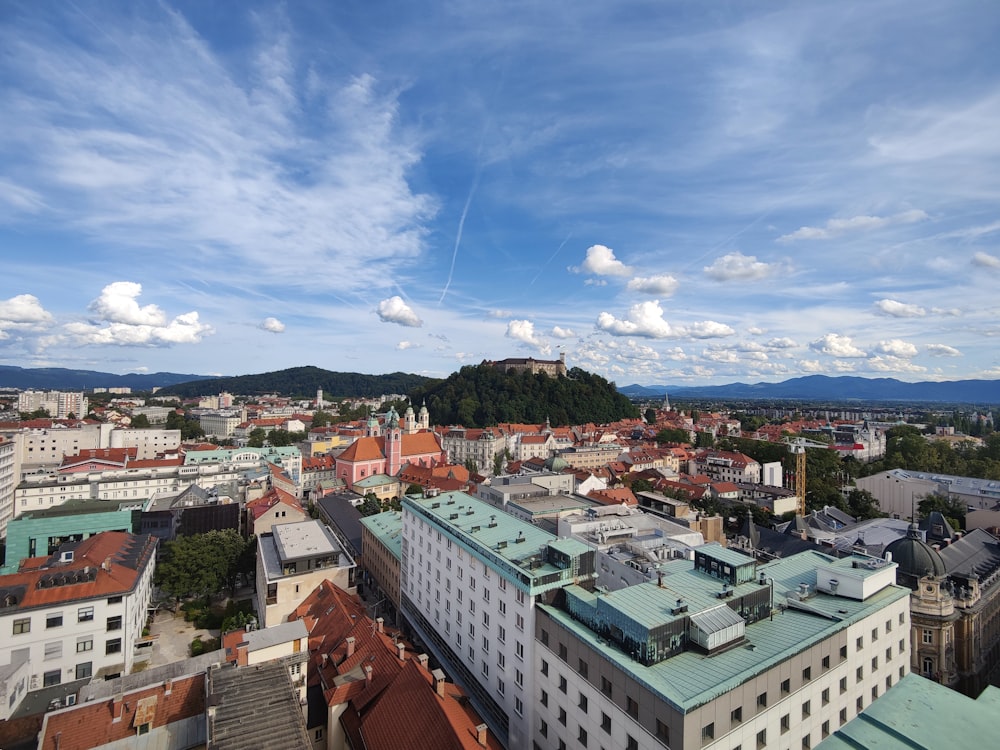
246 487 302 520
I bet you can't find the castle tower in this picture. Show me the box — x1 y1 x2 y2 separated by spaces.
403 404 417 435
365 409 381 438
418 401 430 431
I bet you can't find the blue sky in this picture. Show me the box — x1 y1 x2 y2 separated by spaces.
2 1 999 387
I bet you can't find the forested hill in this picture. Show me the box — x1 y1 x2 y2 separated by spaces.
160 366 437 399
409 365 639 427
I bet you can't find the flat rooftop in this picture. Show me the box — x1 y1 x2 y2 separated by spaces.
359 510 403 560
273 519 342 561
540 549 910 713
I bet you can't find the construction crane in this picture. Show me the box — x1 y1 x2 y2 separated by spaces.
783 437 828 517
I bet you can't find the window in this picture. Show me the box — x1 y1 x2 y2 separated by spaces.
886 675 893 690
540 720 548 738
886 619 892 633
541 660 549 676
922 629 933 645
822 721 830 738
840 645 848 660
516 614 524 631
46 613 63 629
497 651 504 669
781 678 790 694
781 714 790 733
481 662 489 678
559 675 567 694
899 612 905 625
75 662 92 680
77 637 93 653
871 627 878 642
13 618 30 635
107 595 122 605
802 700 811 718
138 722 150 735
482 636 489 654
498 625 506 643
106 638 122 655
856 666 864 683
578 727 588 747
78 606 94 623
731 706 742 724
856 696 864 712
802 666 811 681
499 600 506 615
602 713 612 733
756 691 767 709
872 686 879 700
856 636 864 651
516 589 526 605
559 642 568 661
822 688 830 705
840 676 848 694
43 670 61 687
578 658 588 678
516 668 523 688
839 708 847 724
756 729 767 749
514 697 523 716
498 679 505 696
541 690 548 707
107 616 122 632
44 641 62 660
626 695 638 719
802 735 811 749
872 656 879 671
558 707 567 726
702 722 715 742
601 676 612 697
656 719 669 743
627 736 639 750
578 693 588 712
516 642 524 660
822 655 830 670
886 647 893 663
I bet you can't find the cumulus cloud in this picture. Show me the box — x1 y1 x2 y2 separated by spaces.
867 356 927 374
551 326 576 339
685 320 736 339
778 209 928 242
972 251 1000 269
926 343 962 357
376 296 422 327
809 333 867 358
874 339 918 358
396 340 420 350
627 274 679 296
505 319 549 354
875 299 926 318
259 317 285 333
799 359 825 373
89 282 166 326
570 244 632 277
0 294 54 332
597 301 677 338
65 311 212 346
746 326 766 335
703 252 778 282
765 337 797 349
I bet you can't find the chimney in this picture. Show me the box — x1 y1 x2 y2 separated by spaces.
476 723 488 747
346 636 356 657
396 642 406 661
322 653 329 667
236 643 249 667
364 664 373 683
417 653 429 669
164 679 172 695
376 617 384 634
112 694 125 723
432 668 446 697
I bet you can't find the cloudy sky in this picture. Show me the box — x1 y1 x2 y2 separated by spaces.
2 1 999 386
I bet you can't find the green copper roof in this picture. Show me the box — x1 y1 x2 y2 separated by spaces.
359 510 403 560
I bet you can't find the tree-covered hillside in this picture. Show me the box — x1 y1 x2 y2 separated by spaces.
160 366 438 399
409 365 639 427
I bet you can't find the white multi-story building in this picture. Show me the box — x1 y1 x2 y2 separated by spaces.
108 428 180 458
401 490 597 749
532 545 911 750
0 437 16 538
16 391 89 420
0 531 156 716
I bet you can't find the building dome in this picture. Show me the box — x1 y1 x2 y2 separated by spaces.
885 522 947 588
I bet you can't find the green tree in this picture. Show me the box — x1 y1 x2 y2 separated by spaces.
464 458 480 474
644 408 657 424
155 530 249 600
493 452 506 476
845 488 882 520
656 427 691 445
917 493 966 530
359 493 383 516
246 428 266 447
130 413 151 428
630 478 653 495
406 483 424 496
311 410 334 428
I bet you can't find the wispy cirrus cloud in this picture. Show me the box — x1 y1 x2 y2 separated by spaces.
778 209 928 242
972 251 1000 269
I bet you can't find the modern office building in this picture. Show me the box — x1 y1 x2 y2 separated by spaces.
401 490 597 748
533 546 911 750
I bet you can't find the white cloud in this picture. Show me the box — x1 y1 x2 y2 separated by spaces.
597 301 677 338
64 312 212 347
551 326 576 339
627 274 679 296
874 299 926 318
799 359 824 373
746 326 766 335
764 337 797 349
874 339 918 358
505 319 549 353
376 296 422 327
867 356 927 374
685 320 736 339
570 244 632 277
0 294 54 331
89 282 166 326
259 317 285 333
396 340 420 350
703 252 778 282
778 209 928 242
703 349 740 364
809 333 867 358
929 307 962 317
972 251 1000 269
488 309 512 318
926 343 962 357
583 278 608 287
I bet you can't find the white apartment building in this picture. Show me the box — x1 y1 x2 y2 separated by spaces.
0 437 16 539
401 490 597 749
441 427 507 473
690 450 762 485
16 391 89 419
0 531 156 716
532 546 911 750
198 411 244 439
108 428 181 458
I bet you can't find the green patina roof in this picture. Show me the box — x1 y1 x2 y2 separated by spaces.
354 474 396 489
359 510 403 560
540 549 911 713
817 672 1000 749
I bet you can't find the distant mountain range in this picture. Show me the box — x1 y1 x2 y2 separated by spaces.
0 366 218 391
617 375 1000 403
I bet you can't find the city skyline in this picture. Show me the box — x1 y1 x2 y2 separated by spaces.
2 2 999 386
